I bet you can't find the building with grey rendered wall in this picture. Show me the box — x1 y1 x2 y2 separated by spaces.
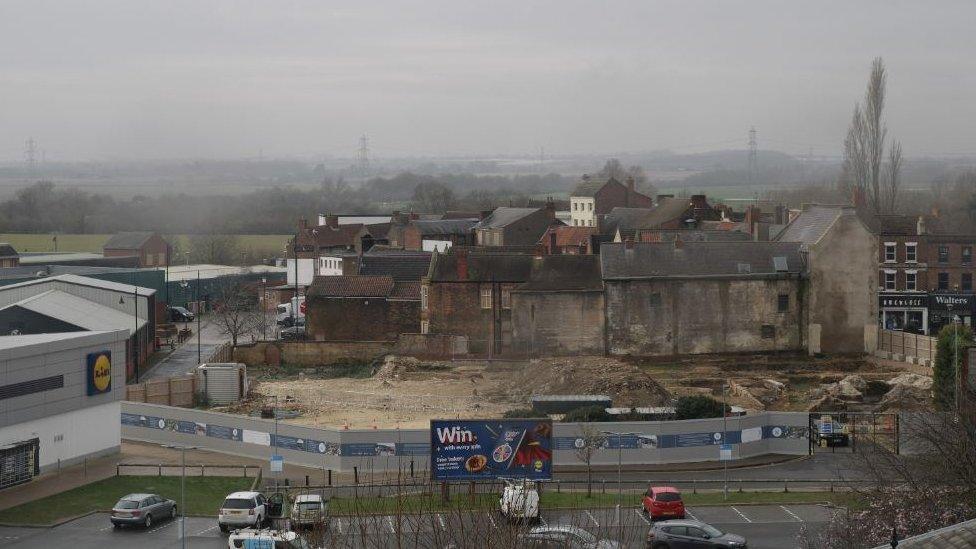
0 330 128 488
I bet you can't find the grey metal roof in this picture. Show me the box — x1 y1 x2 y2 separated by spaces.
473 207 540 229
0 331 117 350
0 243 18 258
103 232 156 250
3 290 145 331
410 219 477 236
0 273 157 295
776 204 856 247
600 241 804 279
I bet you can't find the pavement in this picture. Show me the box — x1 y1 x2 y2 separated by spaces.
0 503 831 548
141 316 224 380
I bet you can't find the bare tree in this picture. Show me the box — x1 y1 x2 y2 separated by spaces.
842 57 903 213
573 425 607 498
212 283 258 347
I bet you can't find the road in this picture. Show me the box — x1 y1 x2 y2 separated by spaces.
142 317 225 380
0 504 830 548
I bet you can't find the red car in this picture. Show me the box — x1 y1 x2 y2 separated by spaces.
642 486 686 520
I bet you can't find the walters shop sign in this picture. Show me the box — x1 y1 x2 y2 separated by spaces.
929 294 975 312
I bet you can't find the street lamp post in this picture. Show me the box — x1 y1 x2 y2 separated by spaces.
723 379 729 501
161 444 197 549
196 270 201 365
602 430 638 544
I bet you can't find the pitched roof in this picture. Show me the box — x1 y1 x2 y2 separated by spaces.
776 204 863 248
2 289 147 331
429 252 535 282
410 219 477 236
309 224 365 248
473 207 540 229
0 243 18 258
103 232 156 250
365 222 392 240
358 252 432 281
872 517 976 548
600 241 804 279
571 177 609 197
0 273 156 295
637 197 696 229
307 275 395 298
540 226 596 247
637 229 752 243
603 207 656 236
517 255 603 292
389 281 421 299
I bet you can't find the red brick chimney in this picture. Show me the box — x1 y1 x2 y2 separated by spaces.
324 214 339 228
543 197 556 221
690 194 708 211
456 248 468 280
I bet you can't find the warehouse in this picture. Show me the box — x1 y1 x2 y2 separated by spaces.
0 330 128 489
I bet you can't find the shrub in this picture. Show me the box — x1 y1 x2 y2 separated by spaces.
502 408 545 419
933 324 973 410
562 405 612 423
674 395 729 420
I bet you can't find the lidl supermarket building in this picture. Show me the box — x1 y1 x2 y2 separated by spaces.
0 330 127 489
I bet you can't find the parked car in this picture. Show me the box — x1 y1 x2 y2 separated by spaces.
110 493 177 528
815 420 850 447
499 479 540 521
520 525 619 549
168 306 195 323
646 520 747 549
218 491 268 533
290 493 328 528
280 325 306 341
227 528 311 549
642 486 686 520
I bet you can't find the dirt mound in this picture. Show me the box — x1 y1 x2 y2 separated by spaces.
488 357 672 407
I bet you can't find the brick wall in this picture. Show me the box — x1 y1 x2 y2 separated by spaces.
306 297 419 341
511 290 605 355
233 340 395 367
427 281 513 354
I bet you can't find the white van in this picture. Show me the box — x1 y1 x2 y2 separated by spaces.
227 528 310 549
499 479 540 521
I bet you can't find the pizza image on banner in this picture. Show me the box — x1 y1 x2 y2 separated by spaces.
86 351 112 395
430 419 553 481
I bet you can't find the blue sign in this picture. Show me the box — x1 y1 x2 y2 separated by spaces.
270 455 283 473
430 419 553 481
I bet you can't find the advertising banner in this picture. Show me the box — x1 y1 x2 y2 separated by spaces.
430 419 553 481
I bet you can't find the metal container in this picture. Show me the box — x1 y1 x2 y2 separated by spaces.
196 362 247 405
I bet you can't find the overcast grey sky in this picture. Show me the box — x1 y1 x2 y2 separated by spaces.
2 0 975 161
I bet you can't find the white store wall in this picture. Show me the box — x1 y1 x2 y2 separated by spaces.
0 401 120 471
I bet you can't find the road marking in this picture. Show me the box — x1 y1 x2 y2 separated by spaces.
730 506 752 523
539 516 548 527
387 516 396 534
585 510 600 527
437 514 446 530
780 505 804 522
98 525 113 532
487 512 497 529
195 525 218 536
634 509 651 525
685 509 699 521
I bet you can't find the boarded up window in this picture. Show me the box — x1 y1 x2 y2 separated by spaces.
761 325 776 339
777 294 789 312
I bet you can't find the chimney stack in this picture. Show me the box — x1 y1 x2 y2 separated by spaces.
456 248 468 280
917 216 927 236
324 214 339 228
543 197 556 221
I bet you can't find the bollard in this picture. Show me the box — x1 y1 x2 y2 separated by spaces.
783 480 789 493
353 466 359 485
116 464 119 476
738 480 743 493
410 460 414 477
201 465 205 476
84 457 88 479
557 481 561 493
305 475 309 487
693 479 697 495
244 465 248 478
829 480 834 493
158 463 162 477
328 469 332 486
602 480 606 494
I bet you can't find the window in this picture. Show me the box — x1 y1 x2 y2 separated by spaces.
777 293 789 312
420 320 429 334
145 253 154 266
480 287 492 309
938 272 949 290
588 202 593 211
588 219 594 227
884 271 896 290
939 246 949 263
905 243 917 263
906 271 917 291
964 273 973 292
573 202 578 211
573 219 578 227
420 285 428 311
884 243 896 263
663 526 687 536
965 247 973 265
500 288 512 309
761 325 776 339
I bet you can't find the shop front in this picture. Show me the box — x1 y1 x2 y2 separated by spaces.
879 293 928 334
928 293 975 334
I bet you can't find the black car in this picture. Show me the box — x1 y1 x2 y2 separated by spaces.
647 520 746 548
168 306 194 323
280 325 305 341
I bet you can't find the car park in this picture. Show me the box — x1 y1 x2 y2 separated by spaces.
646 519 747 549
290 493 328 528
227 528 311 549
109 493 177 528
499 479 540 522
520 525 620 548
641 486 686 520
218 491 268 533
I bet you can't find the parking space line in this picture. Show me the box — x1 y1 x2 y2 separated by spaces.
539 516 548 527
780 505 804 522
685 509 699 521
729 506 753 523
584 510 600 527
195 524 217 536
387 516 396 534
487 511 497 529
634 509 651 525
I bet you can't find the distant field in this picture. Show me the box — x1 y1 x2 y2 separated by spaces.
0 233 291 256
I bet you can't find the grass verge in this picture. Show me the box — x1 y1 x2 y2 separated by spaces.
0 476 250 526
329 490 859 515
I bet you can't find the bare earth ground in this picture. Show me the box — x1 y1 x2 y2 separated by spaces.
220 352 927 430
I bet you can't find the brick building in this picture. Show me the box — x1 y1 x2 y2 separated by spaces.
402 219 477 252
102 232 170 268
304 275 420 341
473 203 560 247
0 243 19 267
569 176 654 228
423 250 534 355
603 196 723 242
537 226 596 255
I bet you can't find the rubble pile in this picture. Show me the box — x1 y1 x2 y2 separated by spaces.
807 372 932 412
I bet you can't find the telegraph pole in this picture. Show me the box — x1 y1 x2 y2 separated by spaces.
24 137 38 174
357 133 370 176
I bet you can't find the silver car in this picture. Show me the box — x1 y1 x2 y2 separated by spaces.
520 525 620 548
110 493 177 528
646 519 747 549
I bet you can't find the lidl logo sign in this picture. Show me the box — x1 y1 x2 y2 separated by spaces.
86 351 112 395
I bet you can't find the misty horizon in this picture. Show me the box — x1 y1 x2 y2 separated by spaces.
2 1 976 162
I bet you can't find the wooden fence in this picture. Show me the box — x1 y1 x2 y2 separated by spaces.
207 342 233 364
126 375 196 407
878 329 937 365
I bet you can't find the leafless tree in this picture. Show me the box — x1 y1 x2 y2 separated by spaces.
842 57 904 214
573 426 607 498
212 283 258 347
